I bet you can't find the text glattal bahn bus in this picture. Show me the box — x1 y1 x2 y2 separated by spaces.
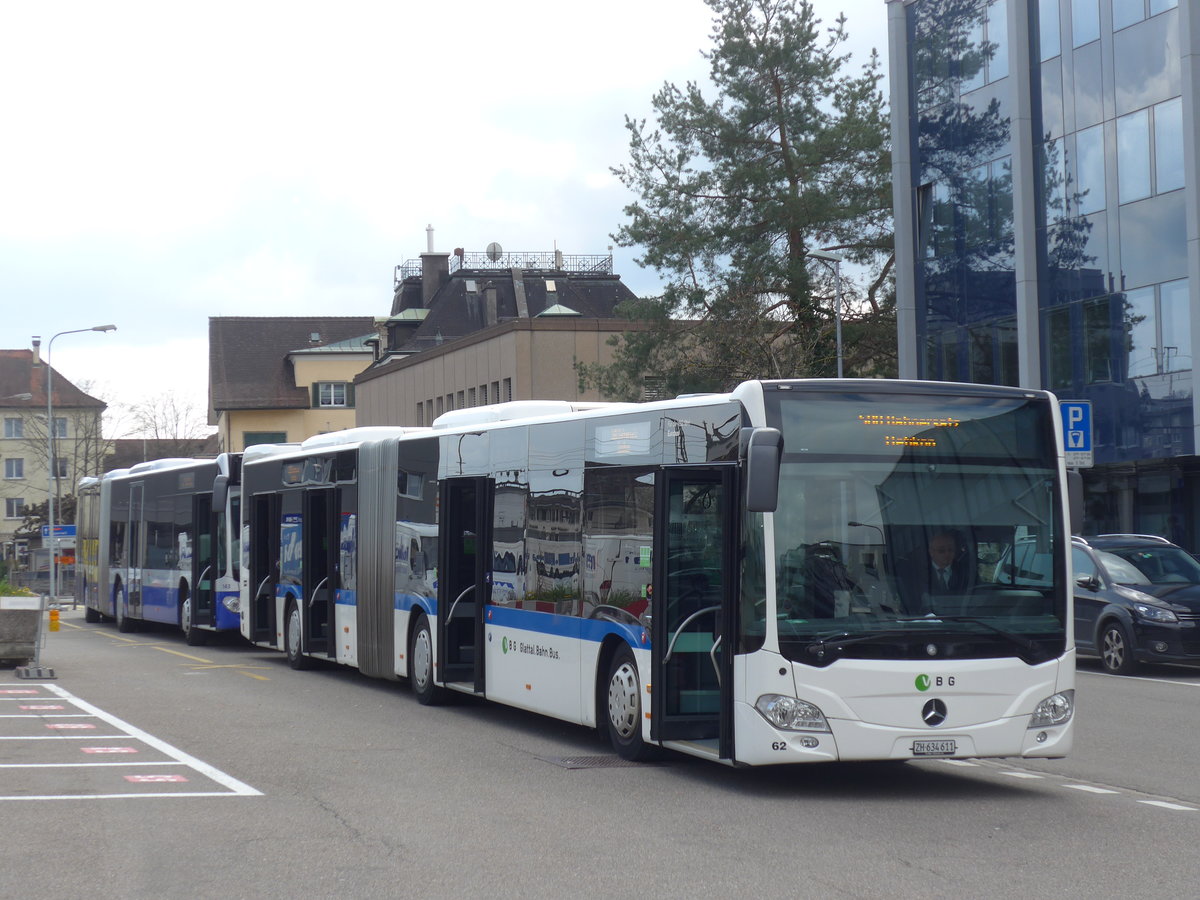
237 379 1075 765
77 454 243 643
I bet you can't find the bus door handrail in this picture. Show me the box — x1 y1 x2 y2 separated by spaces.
254 575 274 601
447 585 474 621
196 565 211 588
709 634 723 687
663 605 721 663
308 577 329 607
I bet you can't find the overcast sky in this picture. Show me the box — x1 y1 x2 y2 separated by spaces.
1 0 891 436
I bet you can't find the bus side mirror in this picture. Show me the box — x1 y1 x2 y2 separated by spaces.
1066 469 1083 535
212 474 229 511
744 427 782 513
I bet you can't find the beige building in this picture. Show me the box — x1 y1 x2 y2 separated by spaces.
357 316 645 426
0 349 107 564
355 248 645 426
208 317 377 452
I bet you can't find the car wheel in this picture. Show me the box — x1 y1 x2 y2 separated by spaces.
604 646 655 761
1099 619 1137 675
84 605 101 624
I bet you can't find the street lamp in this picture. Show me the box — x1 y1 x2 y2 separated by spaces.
33 325 116 603
807 249 844 378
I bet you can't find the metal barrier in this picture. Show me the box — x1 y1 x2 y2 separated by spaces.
0 594 56 679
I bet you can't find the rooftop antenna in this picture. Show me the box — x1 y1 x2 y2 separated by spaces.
486 242 504 262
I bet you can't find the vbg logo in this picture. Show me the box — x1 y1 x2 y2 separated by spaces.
915 674 931 692
501 636 509 654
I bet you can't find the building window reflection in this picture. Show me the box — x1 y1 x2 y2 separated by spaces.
1072 0 1100 47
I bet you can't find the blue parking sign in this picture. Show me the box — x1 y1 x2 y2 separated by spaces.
1060 400 1092 467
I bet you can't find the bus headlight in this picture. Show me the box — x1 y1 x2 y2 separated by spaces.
754 694 830 732
222 596 242 614
1029 690 1074 728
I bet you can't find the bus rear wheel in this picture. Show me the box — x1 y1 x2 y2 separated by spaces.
409 613 444 705
605 646 654 761
285 600 312 670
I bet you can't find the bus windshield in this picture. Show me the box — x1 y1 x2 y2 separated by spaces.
761 390 1067 666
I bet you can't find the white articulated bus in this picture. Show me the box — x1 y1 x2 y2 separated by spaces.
239 380 1076 765
78 453 243 643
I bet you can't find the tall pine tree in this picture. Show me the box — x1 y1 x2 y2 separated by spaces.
583 0 893 399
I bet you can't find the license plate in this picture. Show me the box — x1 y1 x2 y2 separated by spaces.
911 739 957 757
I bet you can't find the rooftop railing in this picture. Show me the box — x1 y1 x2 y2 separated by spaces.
395 252 613 284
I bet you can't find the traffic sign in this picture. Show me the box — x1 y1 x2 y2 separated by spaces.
39 524 76 538
1060 400 1093 468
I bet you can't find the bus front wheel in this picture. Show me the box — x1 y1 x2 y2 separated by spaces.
181 592 207 647
285 600 312 670
115 582 136 633
409 614 444 705
605 646 654 761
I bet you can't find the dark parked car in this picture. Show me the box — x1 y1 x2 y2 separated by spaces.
1072 534 1200 674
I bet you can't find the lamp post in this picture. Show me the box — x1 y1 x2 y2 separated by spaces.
34 325 116 603
807 249 844 378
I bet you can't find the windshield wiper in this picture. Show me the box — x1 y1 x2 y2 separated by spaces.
805 630 912 659
896 615 1041 655
805 617 1047 663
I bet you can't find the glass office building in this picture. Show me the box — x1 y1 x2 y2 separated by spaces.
888 0 1200 545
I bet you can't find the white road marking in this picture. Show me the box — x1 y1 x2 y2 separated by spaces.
1063 784 1120 794
1079 670 1200 688
1138 800 1197 812
0 684 261 800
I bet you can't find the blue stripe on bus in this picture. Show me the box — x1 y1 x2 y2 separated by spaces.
485 603 647 647
321 590 646 648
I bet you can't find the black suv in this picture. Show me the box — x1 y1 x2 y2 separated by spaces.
1073 534 1200 674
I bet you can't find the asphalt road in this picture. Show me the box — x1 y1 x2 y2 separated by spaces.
3 607 1199 899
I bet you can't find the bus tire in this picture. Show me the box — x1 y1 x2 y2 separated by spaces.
605 646 654 761
285 599 312 670
181 590 208 646
409 613 444 705
84 605 101 624
1099 619 1137 675
115 582 136 633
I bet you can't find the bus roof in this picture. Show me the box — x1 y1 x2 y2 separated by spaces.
431 401 634 430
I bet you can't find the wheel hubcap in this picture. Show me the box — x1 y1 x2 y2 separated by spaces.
288 608 301 657
608 661 640 739
1103 628 1125 670
413 628 432 689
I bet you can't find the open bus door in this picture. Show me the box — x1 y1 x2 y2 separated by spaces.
302 488 338 658
651 466 736 759
126 482 145 621
438 477 492 693
190 493 216 631
249 492 281 644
